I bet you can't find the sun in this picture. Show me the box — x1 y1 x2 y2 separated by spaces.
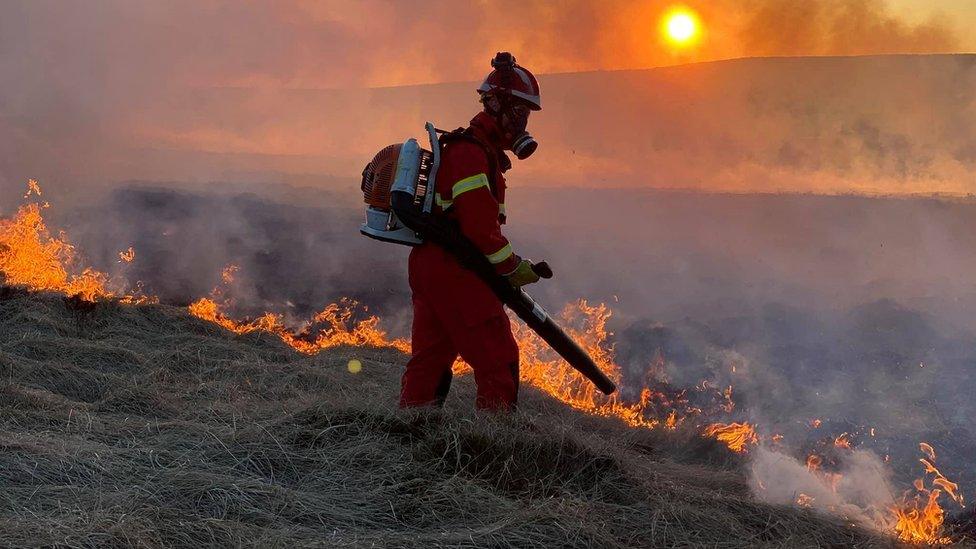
662 7 701 46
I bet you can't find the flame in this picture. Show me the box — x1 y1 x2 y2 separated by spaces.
24 178 42 198
0 181 774 445
119 246 136 263
919 458 965 507
221 264 238 284
0 199 112 301
188 297 410 354
3 181 969 545
702 422 758 453
510 300 661 428
721 385 735 413
834 432 852 450
889 443 964 544
665 409 678 430
796 493 814 508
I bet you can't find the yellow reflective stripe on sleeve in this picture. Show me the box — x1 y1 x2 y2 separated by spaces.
498 203 506 216
451 173 490 199
435 193 453 209
486 243 514 265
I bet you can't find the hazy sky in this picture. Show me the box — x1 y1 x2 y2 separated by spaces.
888 0 976 25
3 0 973 90
3 0 976 196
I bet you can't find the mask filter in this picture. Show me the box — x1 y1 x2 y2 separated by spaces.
511 132 538 160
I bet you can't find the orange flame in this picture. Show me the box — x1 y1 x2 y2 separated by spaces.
834 432 852 450
188 297 410 354
119 246 136 263
890 443 964 544
221 264 238 284
0 182 767 443
796 493 814 508
0 199 112 301
3 182 969 545
24 178 42 198
702 422 759 453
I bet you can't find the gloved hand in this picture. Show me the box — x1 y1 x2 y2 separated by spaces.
505 259 541 288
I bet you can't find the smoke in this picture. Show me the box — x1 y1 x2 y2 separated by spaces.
2 1 971 198
10 176 976 506
749 447 897 530
3 0 975 522
740 0 957 57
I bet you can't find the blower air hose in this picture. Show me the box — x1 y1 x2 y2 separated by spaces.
391 192 617 395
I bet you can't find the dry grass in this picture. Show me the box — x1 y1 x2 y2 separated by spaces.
0 288 899 547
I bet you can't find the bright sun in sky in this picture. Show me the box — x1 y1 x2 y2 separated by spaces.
663 7 701 46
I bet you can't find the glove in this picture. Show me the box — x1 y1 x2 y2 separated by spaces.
505 259 541 288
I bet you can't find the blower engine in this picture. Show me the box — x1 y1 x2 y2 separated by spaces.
360 124 441 246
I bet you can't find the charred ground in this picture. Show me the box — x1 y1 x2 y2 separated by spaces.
0 288 905 548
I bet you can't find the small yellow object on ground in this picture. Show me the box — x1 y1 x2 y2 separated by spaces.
347 359 362 374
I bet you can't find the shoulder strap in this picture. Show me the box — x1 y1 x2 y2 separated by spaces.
437 127 510 187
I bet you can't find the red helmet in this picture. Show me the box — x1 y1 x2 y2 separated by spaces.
477 52 542 111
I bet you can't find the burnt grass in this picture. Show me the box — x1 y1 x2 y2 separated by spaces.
0 289 919 548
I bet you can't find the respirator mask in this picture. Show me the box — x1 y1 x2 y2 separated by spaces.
485 93 538 160
504 102 538 160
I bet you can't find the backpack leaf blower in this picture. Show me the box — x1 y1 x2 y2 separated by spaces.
360 123 616 396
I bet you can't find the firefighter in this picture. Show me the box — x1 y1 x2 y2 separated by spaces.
400 52 543 411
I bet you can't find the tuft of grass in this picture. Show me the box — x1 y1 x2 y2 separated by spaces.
0 289 902 547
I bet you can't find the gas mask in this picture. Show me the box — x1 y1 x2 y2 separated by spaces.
485 94 538 160
503 103 538 160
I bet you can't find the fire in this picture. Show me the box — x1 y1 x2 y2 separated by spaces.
188 297 410 355
0 180 782 445
511 300 660 428
119 246 136 263
889 443 964 544
24 178 42 198
665 409 678 430
702 422 759 453
0 201 112 301
834 432 852 450
796 493 814 508
221 264 238 284
3 181 969 544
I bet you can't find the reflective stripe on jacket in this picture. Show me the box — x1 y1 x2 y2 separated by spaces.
434 114 517 274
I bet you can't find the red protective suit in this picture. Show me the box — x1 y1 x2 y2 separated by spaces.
400 112 521 410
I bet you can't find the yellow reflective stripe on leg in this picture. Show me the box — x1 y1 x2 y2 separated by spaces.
486 243 513 264
451 173 490 199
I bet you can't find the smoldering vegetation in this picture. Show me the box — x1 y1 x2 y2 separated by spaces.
48 184 976 504
0 289 900 548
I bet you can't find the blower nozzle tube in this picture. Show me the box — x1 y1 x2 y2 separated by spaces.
391 192 617 395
